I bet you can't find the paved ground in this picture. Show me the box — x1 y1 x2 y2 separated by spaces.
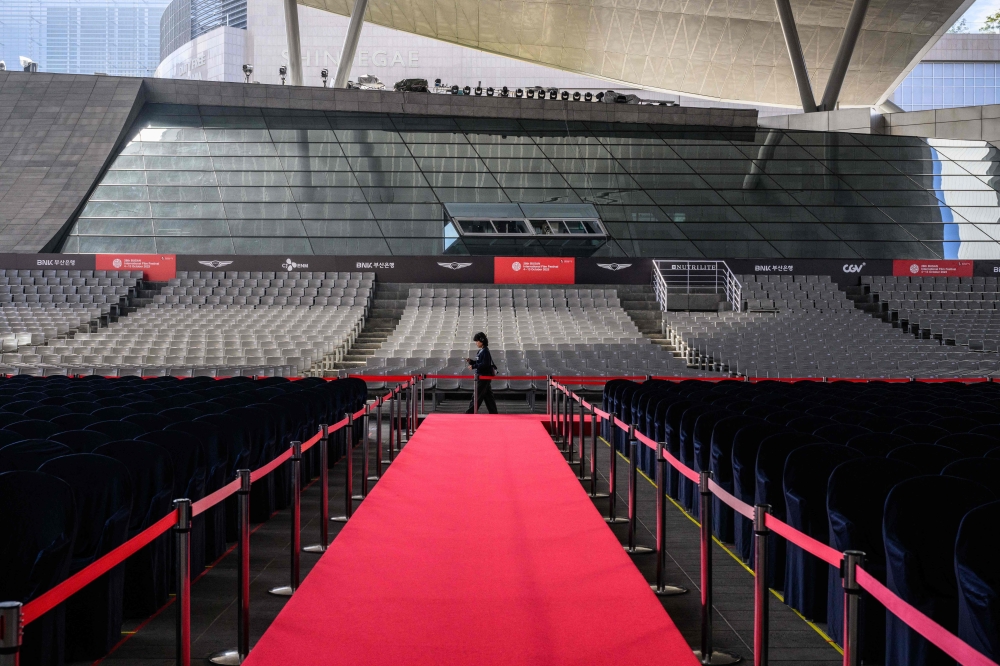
83 397 841 665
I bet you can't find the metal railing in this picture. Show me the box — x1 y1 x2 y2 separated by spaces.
652 260 743 313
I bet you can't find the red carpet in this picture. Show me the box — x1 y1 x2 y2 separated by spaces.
244 414 698 665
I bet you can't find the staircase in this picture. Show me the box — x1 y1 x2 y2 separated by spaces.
618 284 675 352
332 283 407 371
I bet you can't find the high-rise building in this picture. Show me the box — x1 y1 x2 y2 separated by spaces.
159 0 246 60
0 0 167 77
892 34 1000 112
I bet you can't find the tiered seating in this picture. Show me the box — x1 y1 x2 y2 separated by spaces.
0 375 367 663
154 271 372 307
665 287 1000 378
0 269 135 315
359 286 705 389
49 306 367 376
739 274 854 311
604 379 1000 665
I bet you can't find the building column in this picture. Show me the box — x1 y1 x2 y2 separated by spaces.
283 0 303 85
773 0 817 112
819 0 871 110
333 0 369 88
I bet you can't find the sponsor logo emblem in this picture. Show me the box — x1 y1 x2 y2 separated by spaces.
437 262 473 270
112 258 122 269
597 263 632 271
511 261 522 272
198 260 234 269
842 262 866 273
910 263 920 274
282 258 309 270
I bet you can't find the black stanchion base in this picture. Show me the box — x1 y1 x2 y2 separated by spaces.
268 585 294 597
208 649 242 665
367 475 380 482
588 491 610 498
651 584 688 597
330 516 350 523
605 516 628 524
381 459 393 465
302 544 327 553
352 494 365 501
693 650 742 665
624 545 655 555
576 475 592 482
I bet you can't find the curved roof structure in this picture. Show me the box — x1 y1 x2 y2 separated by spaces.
299 0 973 107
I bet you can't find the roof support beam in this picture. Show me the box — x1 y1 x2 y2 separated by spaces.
819 0 871 111
334 0 369 88
282 0 303 85
773 0 817 113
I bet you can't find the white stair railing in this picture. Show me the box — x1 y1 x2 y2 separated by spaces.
652 260 743 313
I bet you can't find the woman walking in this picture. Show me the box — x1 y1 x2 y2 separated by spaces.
465 332 498 414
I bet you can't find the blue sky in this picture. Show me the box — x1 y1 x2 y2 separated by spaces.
954 0 1000 29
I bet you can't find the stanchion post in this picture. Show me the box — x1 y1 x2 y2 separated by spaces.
547 376 553 435
174 498 192 666
419 374 425 420
0 602 22 666
358 405 370 498
589 408 606 498
376 397 386 473
606 422 625 524
387 390 395 463
842 551 864 666
304 426 329 553
653 441 687 596
473 376 479 415
695 470 740 665
625 425 652 554
331 413 354 522
406 381 412 437
394 387 401 449
567 395 575 463
210 469 251 665
577 400 588 481
753 504 770 666
270 442 301 596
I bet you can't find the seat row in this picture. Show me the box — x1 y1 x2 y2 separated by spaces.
604 379 1000 664
0 375 368 665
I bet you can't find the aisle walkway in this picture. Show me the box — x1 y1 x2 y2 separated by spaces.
244 414 698 665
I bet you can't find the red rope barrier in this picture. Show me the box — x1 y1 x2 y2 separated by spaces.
23 510 179 625
764 514 843 567
707 478 754 521
856 567 999 666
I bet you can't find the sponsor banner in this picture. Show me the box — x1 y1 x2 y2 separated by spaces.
726 259 893 287
175 255 495 283
974 260 1000 276
494 257 575 284
95 254 176 281
0 253 96 271
892 260 973 277
575 258 653 284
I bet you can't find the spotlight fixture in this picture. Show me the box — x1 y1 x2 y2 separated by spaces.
320 68 329 87
548 89 558 100
435 78 442 86
572 91 581 101
526 88 534 99
515 88 523 98
561 90 569 100
279 65 287 85
451 84 459 94
486 87 495 96
475 85 482 96
584 92 592 101
501 86 509 97
242 63 253 83
463 85 471 95
596 92 604 102
0 61 5 71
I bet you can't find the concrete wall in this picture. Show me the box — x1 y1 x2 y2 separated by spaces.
0 72 144 253
922 33 1000 62
758 108 883 134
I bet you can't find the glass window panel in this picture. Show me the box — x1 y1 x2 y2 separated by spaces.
268 129 338 142
303 220 384 236
595 205 672 222
148 186 223 202
623 240 702 257
379 220 450 237
414 157 489 172
397 132 468 143
146 171 219 186
877 207 946 223
838 174 922 190
263 115 330 131
219 187 295 203
494 173 569 188
716 190 804 206
212 156 285 170
421 172 497 187
675 223 762 240
787 191 875 206
340 143 413 157
503 189 582 203
691 240 781 257
139 128 207 142
385 238 454 254
144 156 215 170
562 173 640 188
289 187 368 203
151 202 227 218
215 172 290 187
153 219 232 236
480 158 556 173
156 237 236 253
232 237 314 254
75 219 154 235
458 220 495 233
348 156 420 171
626 222 687 239
646 190 728 206
334 129 402 142
822 224 913 241
731 205 818 223
855 191 944 206
205 129 272 142
274 143 345 157
406 143 478 157
430 188 511 203
222 203 301 219
845 241 940 258
538 144 612 159
207 143 275 157
578 190 655 206
91 186 148 201
472 144 546 158
368 203 443 219
297 203 374 219
78 236 157 253
806 206 897 223
898 224 945 241
141 142 212 156
363 188 439 203
309 237 393 254
660 206 746 222
767 241 860 258
548 158 631 174
61 237 79 252
109 155 145 170
605 145 679 159
752 223 840 240
99 171 148 185
80 201 151 218
227 220 308 236
671 145 749 160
